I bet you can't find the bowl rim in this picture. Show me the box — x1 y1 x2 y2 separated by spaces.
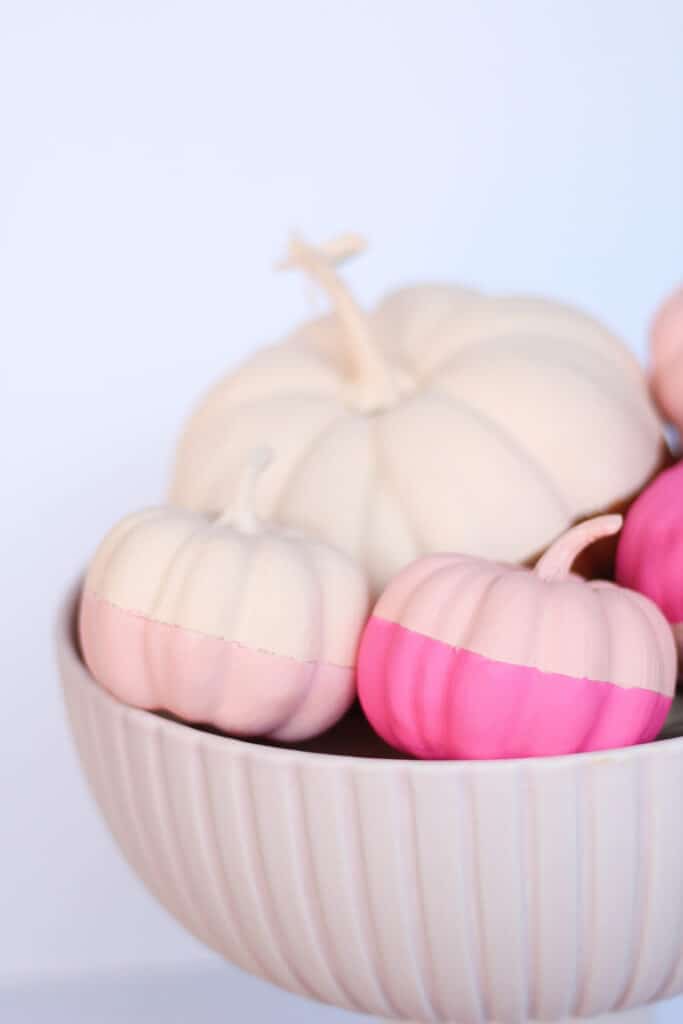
58 580 683 775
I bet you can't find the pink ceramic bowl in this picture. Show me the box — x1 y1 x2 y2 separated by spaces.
57 585 683 1024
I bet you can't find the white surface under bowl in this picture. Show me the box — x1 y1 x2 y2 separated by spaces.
57 587 683 1024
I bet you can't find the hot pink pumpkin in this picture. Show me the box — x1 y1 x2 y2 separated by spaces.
616 461 683 657
650 284 683 431
358 516 675 760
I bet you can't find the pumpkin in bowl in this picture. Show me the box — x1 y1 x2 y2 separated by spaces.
616 460 683 658
171 234 666 596
650 283 683 433
79 450 369 742
358 515 676 760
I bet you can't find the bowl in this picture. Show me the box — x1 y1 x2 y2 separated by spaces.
57 585 683 1024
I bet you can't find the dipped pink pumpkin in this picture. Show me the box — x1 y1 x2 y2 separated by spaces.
650 284 683 431
616 460 683 657
80 451 369 742
358 516 676 760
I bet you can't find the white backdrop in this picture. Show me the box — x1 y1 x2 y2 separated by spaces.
1 0 683 1016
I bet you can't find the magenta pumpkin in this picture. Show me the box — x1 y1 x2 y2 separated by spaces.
358 516 675 760
616 460 683 657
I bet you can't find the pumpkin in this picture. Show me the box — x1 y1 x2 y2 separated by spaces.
358 515 675 760
616 461 683 657
650 283 683 432
170 233 665 597
79 450 369 742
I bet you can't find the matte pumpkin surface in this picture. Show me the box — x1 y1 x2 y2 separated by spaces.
358 516 676 759
650 284 683 431
171 235 664 597
616 460 683 656
80 452 369 741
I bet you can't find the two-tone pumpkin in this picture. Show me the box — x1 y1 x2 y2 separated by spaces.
358 516 675 759
80 451 369 741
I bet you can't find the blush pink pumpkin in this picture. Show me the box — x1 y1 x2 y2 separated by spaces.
650 283 683 431
358 516 676 760
616 461 683 657
79 451 369 742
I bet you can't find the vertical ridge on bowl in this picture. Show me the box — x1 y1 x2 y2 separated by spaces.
58 587 683 1023
280 762 362 1009
183 743 268 979
636 750 683 1004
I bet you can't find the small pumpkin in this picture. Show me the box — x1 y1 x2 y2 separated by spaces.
171 234 665 597
358 516 675 760
80 451 369 742
616 461 683 657
650 283 683 432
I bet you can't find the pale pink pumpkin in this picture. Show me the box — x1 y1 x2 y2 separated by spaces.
79 451 369 742
650 284 683 431
616 461 683 658
358 516 676 760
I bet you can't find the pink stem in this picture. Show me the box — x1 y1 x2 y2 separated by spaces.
535 515 623 582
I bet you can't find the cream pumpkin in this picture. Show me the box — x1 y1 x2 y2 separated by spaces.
80 451 369 741
171 234 665 596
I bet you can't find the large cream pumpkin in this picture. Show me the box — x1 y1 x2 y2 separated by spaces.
171 235 666 595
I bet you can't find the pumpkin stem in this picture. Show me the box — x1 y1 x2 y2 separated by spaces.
535 514 623 582
278 233 398 411
217 447 273 533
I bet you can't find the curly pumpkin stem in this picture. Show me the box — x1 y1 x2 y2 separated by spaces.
535 514 623 582
278 233 398 411
217 447 273 534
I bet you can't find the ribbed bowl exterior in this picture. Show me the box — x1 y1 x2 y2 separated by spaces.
57 591 683 1024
